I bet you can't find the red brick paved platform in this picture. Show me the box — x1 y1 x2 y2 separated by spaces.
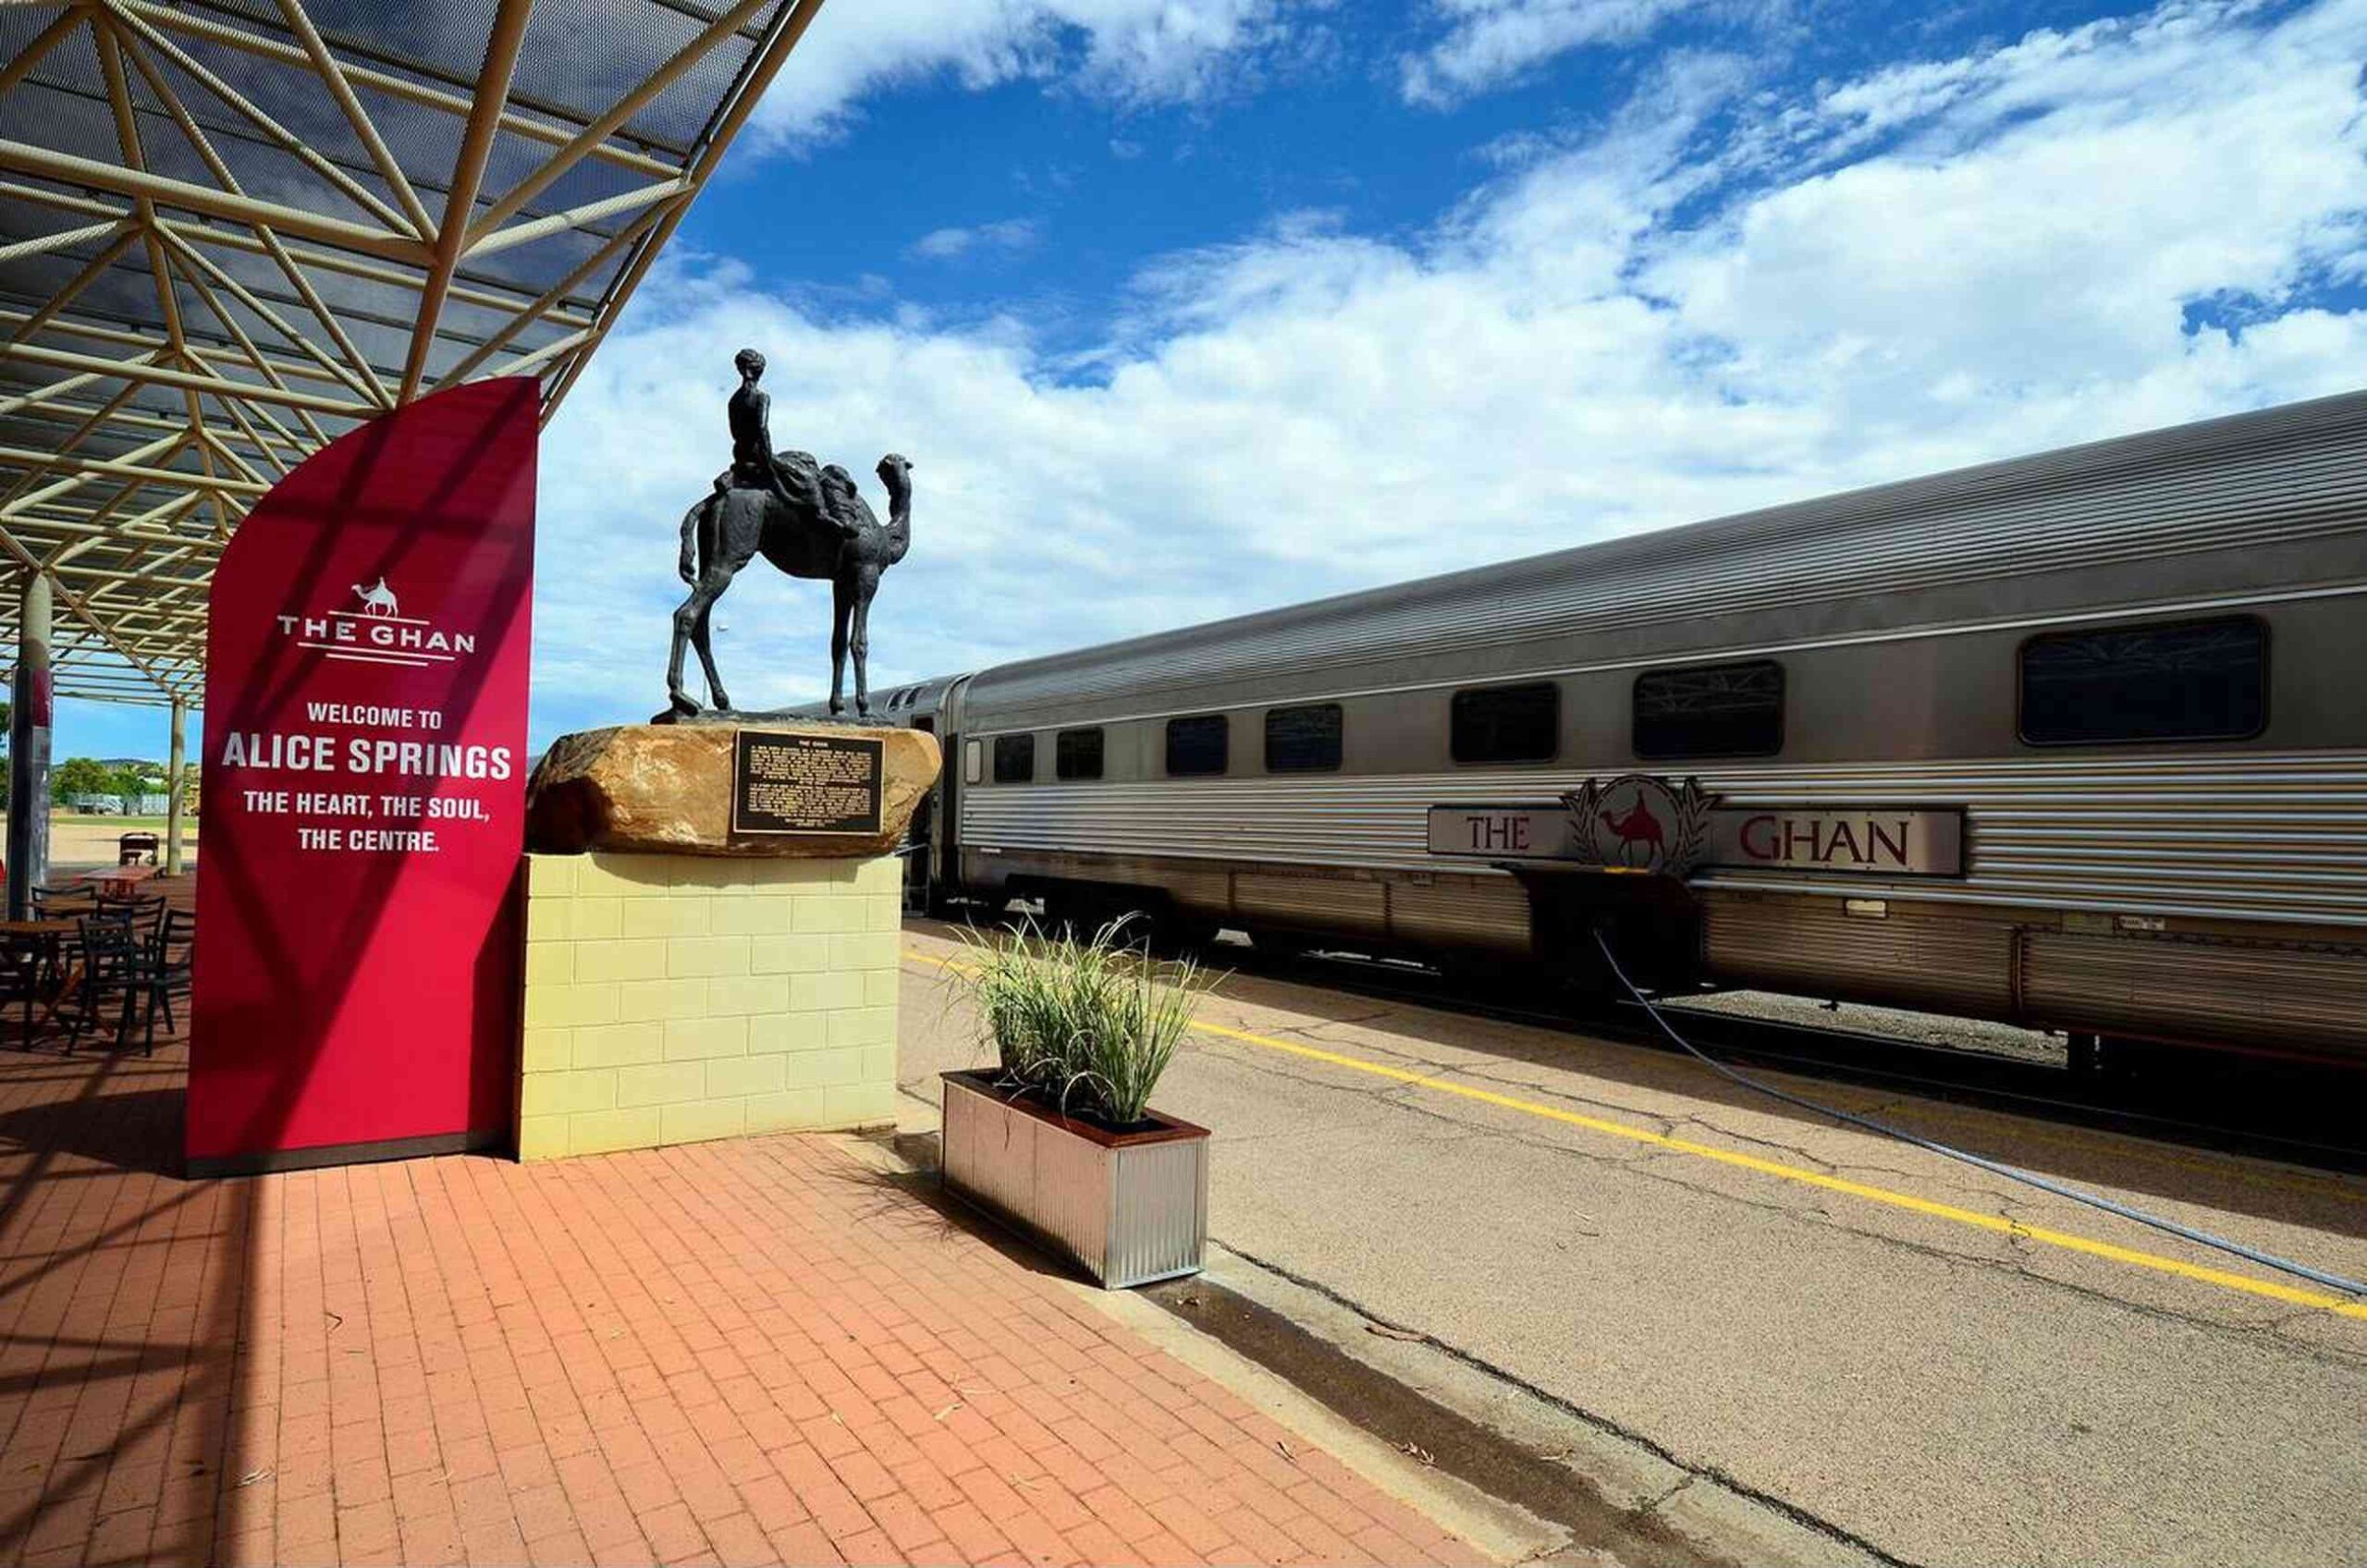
0 1023 1482 1566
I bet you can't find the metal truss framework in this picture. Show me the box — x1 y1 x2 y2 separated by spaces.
0 0 819 705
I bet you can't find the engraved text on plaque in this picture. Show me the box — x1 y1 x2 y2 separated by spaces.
731 729 885 836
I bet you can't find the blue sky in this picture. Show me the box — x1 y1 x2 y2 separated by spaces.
56 0 2367 759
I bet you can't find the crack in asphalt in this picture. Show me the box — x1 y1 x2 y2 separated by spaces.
1257 1008 1404 1035
1640 1475 1698 1515
1666 1116 1844 1170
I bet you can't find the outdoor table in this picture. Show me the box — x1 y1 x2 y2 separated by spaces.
0 918 85 1049
79 864 159 892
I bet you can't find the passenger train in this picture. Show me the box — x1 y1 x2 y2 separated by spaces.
816 391 2367 1067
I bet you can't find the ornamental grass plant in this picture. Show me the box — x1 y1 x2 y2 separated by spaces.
954 916 1205 1127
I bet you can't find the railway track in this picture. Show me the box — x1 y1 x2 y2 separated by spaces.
1202 939 2367 1177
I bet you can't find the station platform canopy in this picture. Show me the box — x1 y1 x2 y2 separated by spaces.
0 0 818 706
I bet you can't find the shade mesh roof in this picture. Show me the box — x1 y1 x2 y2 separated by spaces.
0 0 818 705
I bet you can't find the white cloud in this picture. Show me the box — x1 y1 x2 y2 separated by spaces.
1399 0 1711 104
909 219 1041 261
533 0 2367 743
752 0 1287 144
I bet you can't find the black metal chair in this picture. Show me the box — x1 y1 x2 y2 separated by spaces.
142 908 194 1039
26 888 92 991
96 888 166 940
67 912 151 1054
0 931 44 1052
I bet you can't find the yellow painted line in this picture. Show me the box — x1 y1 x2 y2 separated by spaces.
902 945 2367 1321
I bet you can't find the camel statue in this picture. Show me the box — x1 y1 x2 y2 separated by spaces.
666 449 913 717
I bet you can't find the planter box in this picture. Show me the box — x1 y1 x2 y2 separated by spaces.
940 1070 1208 1289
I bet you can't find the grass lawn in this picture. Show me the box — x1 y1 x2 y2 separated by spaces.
0 814 199 866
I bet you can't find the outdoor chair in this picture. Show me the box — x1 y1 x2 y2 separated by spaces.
26 888 93 990
143 908 195 1039
117 832 158 867
30 885 94 914
67 911 152 1055
0 931 44 1052
95 887 166 933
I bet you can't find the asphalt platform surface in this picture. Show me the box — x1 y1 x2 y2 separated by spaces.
895 921 2367 1568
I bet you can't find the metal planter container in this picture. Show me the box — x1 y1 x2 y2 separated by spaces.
939 1070 1208 1289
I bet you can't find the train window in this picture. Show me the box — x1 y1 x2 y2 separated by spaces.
2018 617 2266 745
1265 704 1343 772
963 740 982 785
1056 728 1104 780
992 733 1036 783
1166 714 1229 776
1451 683 1558 764
1632 661 1784 759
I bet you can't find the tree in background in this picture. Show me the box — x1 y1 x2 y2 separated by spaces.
50 756 117 804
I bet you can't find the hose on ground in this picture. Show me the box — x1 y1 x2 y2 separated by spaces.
1589 927 2367 1302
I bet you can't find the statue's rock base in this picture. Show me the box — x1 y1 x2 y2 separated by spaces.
525 721 940 858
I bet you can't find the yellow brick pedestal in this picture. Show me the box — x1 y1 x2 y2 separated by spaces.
515 851 901 1161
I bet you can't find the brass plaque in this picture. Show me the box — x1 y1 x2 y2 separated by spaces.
731 729 883 836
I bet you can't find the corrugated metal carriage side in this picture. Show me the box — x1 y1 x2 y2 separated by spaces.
942 391 2367 1066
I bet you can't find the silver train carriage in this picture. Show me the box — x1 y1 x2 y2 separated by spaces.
861 391 2367 1065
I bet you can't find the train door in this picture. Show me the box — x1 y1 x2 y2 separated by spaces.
904 717 936 916
935 676 972 903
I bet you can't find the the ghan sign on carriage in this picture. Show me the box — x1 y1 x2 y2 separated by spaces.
189 380 537 1175
1428 774 1965 877
731 729 886 836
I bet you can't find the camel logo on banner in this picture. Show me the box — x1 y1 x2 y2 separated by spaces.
1428 778 1965 878
273 576 480 671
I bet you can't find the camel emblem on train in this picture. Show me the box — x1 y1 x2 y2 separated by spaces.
351 577 399 618
1560 775 1714 876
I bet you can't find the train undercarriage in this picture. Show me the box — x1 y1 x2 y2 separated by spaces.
950 851 2367 1072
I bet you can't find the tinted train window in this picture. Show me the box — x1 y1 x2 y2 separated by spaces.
2019 618 2266 745
1166 715 1229 776
1056 728 1103 780
1633 661 1784 759
992 734 1035 783
1451 683 1558 764
1265 704 1343 772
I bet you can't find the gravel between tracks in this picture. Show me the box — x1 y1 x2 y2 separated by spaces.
1662 987 2067 1066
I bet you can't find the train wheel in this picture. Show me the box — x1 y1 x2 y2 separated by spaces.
1036 889 1106 942
2067 1033 2148 1084
1145 911 1220 956
1251 929 1316 961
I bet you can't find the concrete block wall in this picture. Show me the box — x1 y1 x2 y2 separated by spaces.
515 851 902 1161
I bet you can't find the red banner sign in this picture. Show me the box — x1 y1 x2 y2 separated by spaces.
189 378 538 1173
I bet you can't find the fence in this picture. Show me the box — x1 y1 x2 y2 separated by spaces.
62 793 174 815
